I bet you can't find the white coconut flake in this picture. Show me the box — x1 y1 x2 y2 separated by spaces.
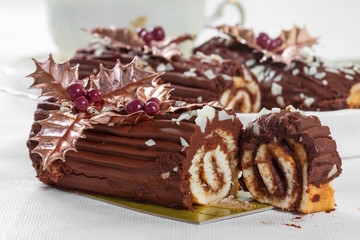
251 65 265 76
314 72 326 79
342 68 355 75
274 74 282 82
325 67 340 74
204 69 216 80
300 93 306 99
271 82 283 96
174 110 197 125
345 74 354 80
218 110 235 121
145 139 156 146
290 62 296 69
92 68 98 74
173 167 178 172
303 66 309 75
180 137 189 148
299 136 303 142
327 164 338 178
268 70 276 80
256 108 272 117
221 74 232 80
94 46 105 56
308 66 318 75
184 70 197 78
245 59 256 67
165 63 174 71
271 108 281 113
197 96 203 103
253 122 260 135
257 72 265 82
304 97 315 107
161 172 170 179
195 115 207 133
156 63 166 72
322 80 328 85
108 123 115 127
276 96 285 107
292 69 300 76
243 69 253 81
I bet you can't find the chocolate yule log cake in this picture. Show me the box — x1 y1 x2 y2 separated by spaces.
239 107 342 213
27 56 246 209
70 27 261 113
194 25 360 111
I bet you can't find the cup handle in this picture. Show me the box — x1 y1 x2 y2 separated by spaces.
209 0 245 26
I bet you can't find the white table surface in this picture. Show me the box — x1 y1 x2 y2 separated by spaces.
1 1 360 239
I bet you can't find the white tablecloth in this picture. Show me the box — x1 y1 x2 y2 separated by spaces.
1 1 360 239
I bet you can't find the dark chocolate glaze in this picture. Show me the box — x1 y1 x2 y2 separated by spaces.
242 109 342 188
27 99 242 209
194 37 360 111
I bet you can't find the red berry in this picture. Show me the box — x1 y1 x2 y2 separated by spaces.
146 97 161 106
66 83 85 101
74 96 89 110
144 102 160 115
152 26 165 41
266 39 278 51
142 32 154 46
126 99 145 114
86 88 102 102
274 37 283 48
137 27 147 38
256 32 269 48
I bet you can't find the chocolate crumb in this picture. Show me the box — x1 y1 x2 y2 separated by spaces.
325 208 336 213
261 221 274 225
283 223 301 229
311 194 320 202
294 216 302 220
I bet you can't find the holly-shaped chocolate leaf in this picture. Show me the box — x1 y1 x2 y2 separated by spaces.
27 54 87 101
92 57 161 105
31 111 93 169
216 25 318 66
88 26 193 60
88 27 144 51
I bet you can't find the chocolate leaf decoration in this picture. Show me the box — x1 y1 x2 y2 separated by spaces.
88 27 193 60
27 55 86 101
92 57 159 95
277 26 317 51
151 34 194 60
88 27 144 51
216 25 318 66
30 111 93 169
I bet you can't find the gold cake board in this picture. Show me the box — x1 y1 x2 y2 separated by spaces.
78 191 273 224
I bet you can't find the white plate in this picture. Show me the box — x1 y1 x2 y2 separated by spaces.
237 109 360 159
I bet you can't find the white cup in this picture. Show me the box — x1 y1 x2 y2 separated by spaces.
44 0 244 57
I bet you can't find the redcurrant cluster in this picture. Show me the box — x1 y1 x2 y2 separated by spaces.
66 83 102 111
126 97 161 116
136 26 165 46
256 33 283 51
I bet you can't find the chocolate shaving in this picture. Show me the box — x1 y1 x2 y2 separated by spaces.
216 24 317 66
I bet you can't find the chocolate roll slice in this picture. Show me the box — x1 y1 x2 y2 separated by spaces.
70 27 261 113
27 56 243 209
240 108 342 213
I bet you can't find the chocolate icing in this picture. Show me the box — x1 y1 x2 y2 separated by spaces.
194 37 360 111
70 36 259 111
28 99 242 209
242 109 342 187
